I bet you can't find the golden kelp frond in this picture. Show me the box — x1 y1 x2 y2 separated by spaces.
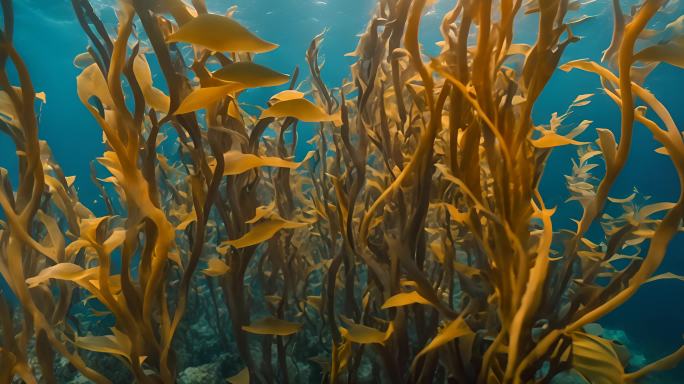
212 62 290 88
223 216 308 249
220 150 305 175
270 89 306 103
415 317 473 360
174 82 245 114
25 263 97 288
241 316 302 336
132 54 170 113
166 13 278 53
74 329 135 362
381 290 431 309
338 318 393 345
634 38 684 69
1 0 683 383
260 97 341 122
202 257 230 276
226 367 250 384
0 86 45 126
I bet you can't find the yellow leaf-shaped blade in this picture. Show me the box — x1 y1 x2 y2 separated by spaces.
132 54 154 91
0 88 45 126
607 193 636 204
381 291 431 309
416 317 472 358
166 13 278 53
26 263 97 288
212 62 289 88
331 339 351 380
0 89 20 125
75 328 132 361
175 82 244 115
202 257 230 277
305 296 323 313
88 275 122 295
507 43 532 56
132 55 170 113
79 216 108 243
571 93 594 107
634 40 684 69
76 64 113 108
270 89 305 103
655 146 669 156
260 98 339 122
242 316 302 336
429 240 446 264
73 51 95 69
176 209 197 231
222 151 301 176
75 335 127 358
224 218 307 249
339 318 394 344
646 272 684 284
639 202 675 220
571 332 624 384
245 201 276 224
227 367 250 384
530 132 588 148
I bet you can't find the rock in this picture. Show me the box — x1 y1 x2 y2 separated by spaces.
602 327 647 369
178 361 223 384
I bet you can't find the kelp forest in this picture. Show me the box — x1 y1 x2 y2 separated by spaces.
0 0 683 382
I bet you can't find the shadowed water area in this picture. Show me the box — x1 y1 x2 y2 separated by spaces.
0 0 683 383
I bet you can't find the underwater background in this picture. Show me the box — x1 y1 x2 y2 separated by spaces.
1 0 684 382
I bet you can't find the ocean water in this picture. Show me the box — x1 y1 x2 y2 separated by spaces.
1 0 684 382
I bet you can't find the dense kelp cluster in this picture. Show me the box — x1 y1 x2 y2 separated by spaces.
0 0 683 382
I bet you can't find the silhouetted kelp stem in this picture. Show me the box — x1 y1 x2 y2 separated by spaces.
71 0 112 75
516 1 678 380
69 3 187 381
342 0 682 383
73 0 249 380
525 1 684 382
0 3 111 382
549 41 684 380
549 0 662 317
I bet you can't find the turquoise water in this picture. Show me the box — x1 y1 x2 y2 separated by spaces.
2 0 684 382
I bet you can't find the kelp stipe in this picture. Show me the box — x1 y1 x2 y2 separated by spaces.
0 0 683 383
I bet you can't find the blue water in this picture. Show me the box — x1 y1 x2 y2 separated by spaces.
2 0 684 381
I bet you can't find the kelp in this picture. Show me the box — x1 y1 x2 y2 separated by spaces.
0 0 683 383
